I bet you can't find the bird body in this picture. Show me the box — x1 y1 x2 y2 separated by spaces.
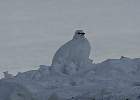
51 30 91 74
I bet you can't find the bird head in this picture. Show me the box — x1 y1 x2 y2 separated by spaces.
73 30 85 39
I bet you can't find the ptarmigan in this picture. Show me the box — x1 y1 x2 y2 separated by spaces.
51 30 92 74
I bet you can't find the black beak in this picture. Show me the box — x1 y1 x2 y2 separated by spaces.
77 32 85 36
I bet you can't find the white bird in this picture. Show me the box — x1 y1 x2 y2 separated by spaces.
51 30 91 74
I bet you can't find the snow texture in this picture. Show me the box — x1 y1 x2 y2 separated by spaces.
1 57 140 100
0 80 35 100
1 59 140 100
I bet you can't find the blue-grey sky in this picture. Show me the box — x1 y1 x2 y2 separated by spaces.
0 0 140 76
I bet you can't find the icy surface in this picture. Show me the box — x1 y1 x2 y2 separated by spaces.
0 80 35 100
0 57 140 100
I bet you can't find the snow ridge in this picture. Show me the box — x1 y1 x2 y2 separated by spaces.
1 58 140 100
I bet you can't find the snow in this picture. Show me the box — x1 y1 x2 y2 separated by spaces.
1 59 140 100
0 80 35 100
1 58 140 100
3 71 14 79
0 32 140 100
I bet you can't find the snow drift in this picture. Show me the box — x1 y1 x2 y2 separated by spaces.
1 57 140 100
0 80 35 100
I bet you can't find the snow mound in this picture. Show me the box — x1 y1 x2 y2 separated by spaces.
0 80 36 100
1 57 140 100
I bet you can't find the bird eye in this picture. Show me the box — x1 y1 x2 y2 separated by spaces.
77 32 85 36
